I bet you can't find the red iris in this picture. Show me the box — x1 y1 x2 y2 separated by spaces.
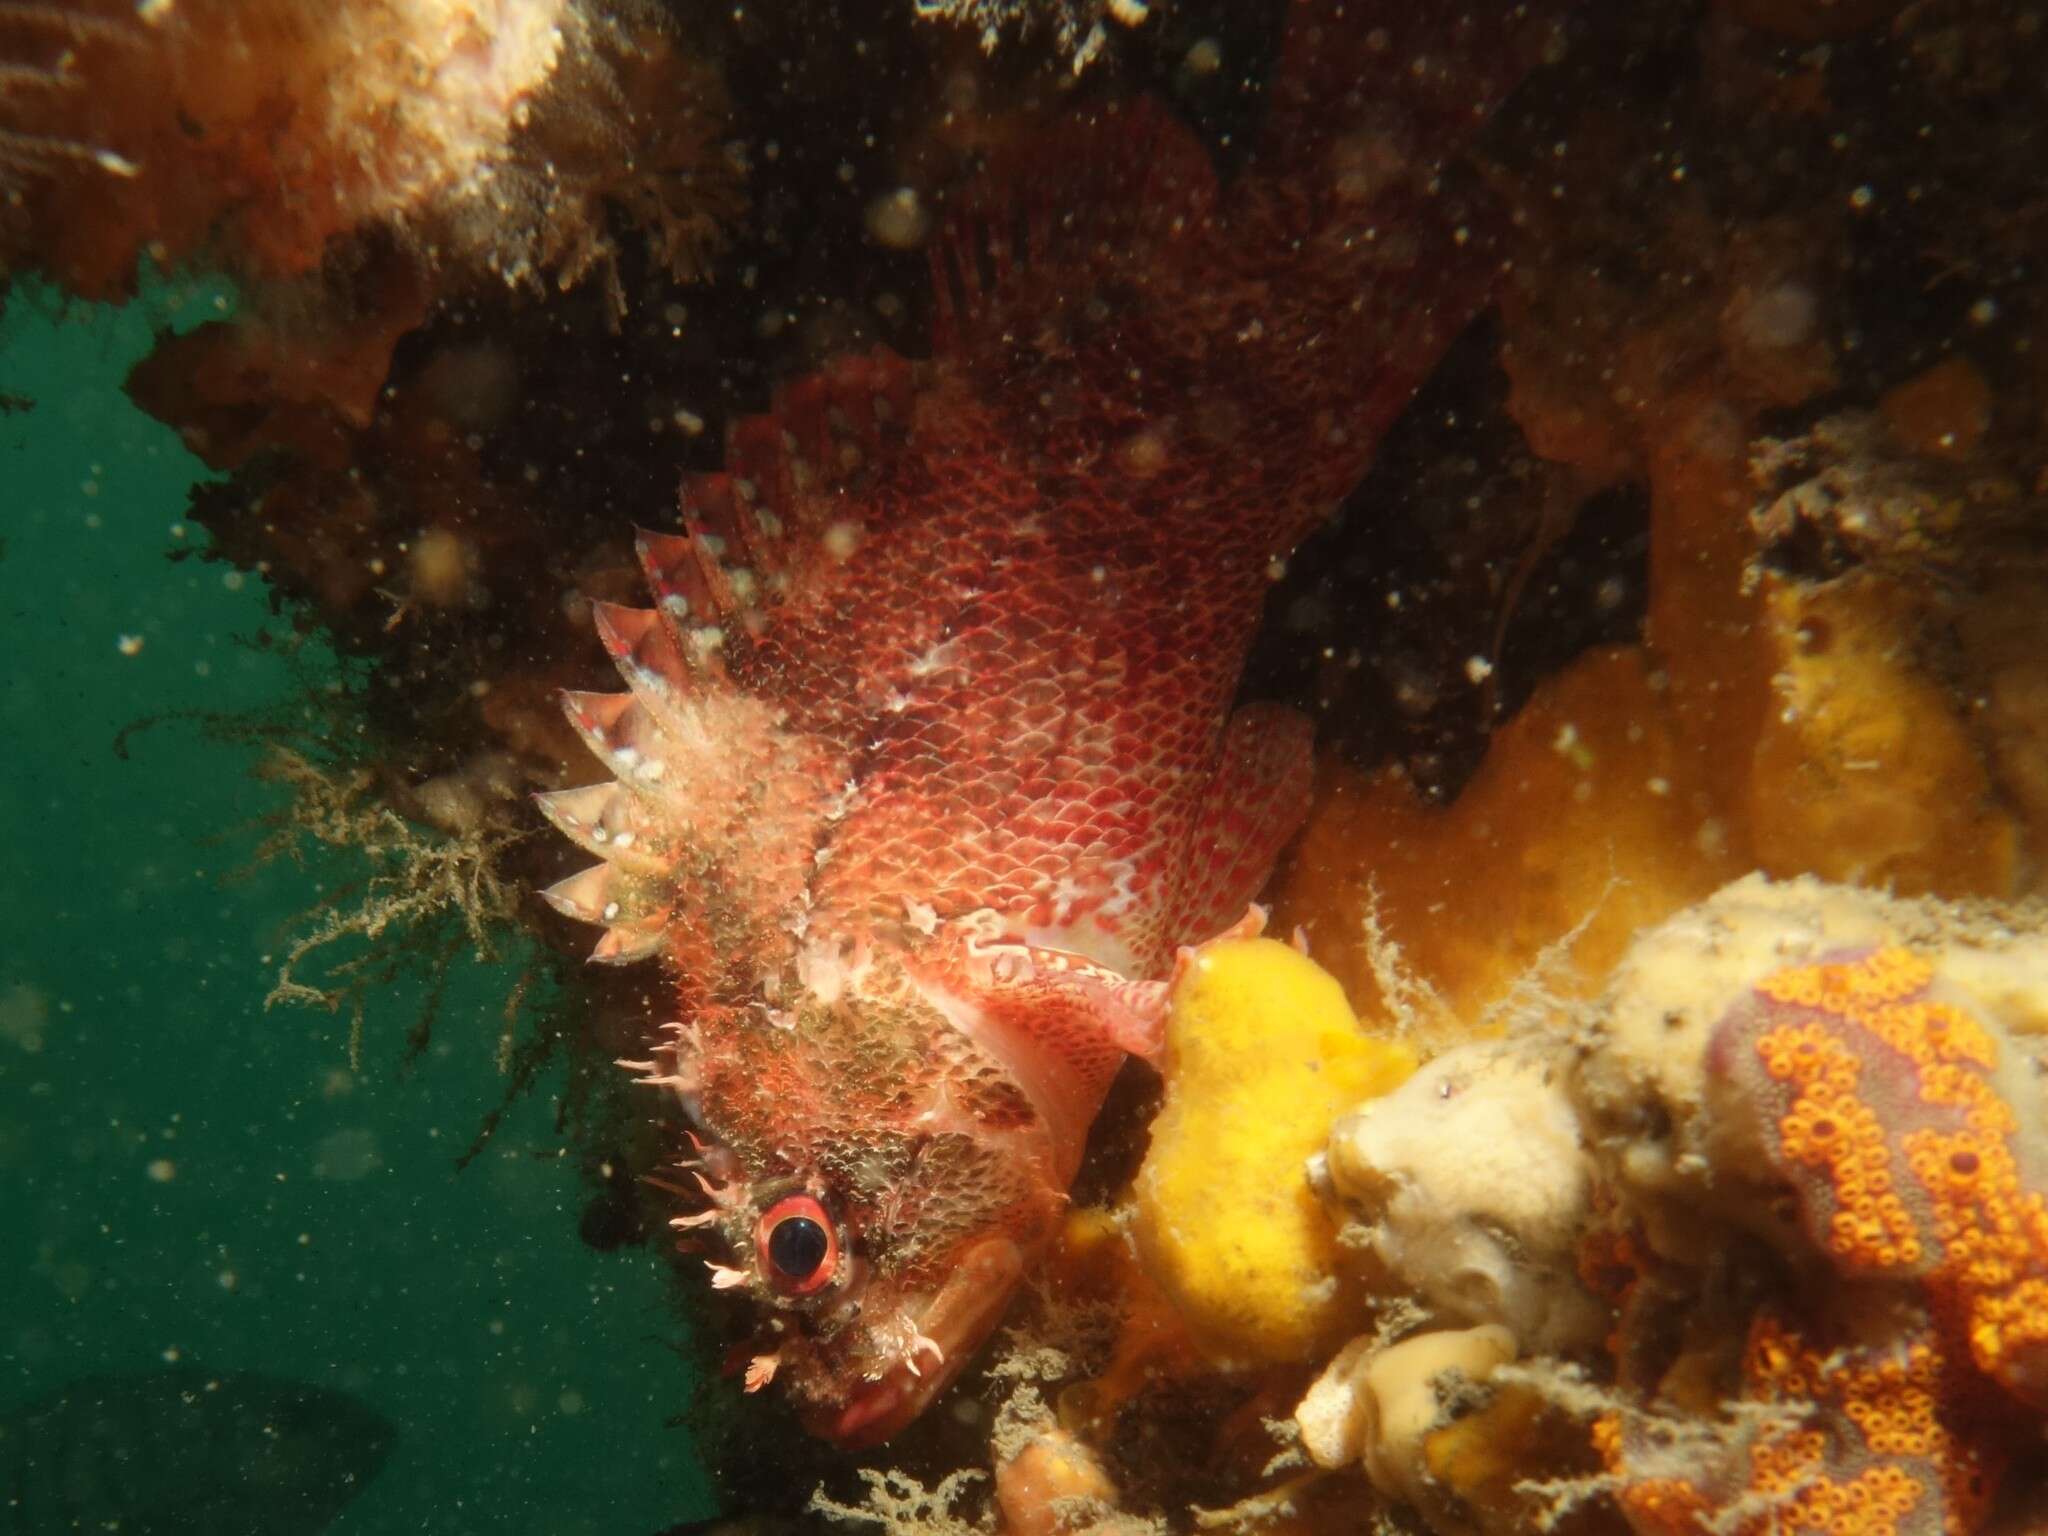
756 1193 838 1295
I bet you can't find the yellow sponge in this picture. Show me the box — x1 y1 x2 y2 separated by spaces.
1132 938 1417 1366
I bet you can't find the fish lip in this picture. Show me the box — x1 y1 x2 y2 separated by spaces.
807 1236 1025 1448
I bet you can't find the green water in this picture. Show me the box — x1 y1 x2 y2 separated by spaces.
0 279 716 1533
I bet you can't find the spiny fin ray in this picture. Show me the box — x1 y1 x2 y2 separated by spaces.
559 689 682 791
533 780 669 875
539 863 673 964
592 600 701 732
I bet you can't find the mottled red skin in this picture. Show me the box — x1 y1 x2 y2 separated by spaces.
541 3 1557 1444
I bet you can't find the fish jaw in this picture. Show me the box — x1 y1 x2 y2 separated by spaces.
805 1235 1026 1448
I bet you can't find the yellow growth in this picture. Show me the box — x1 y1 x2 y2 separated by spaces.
1131 938 1417 1366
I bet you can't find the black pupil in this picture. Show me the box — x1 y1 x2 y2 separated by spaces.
768 1215 828 1279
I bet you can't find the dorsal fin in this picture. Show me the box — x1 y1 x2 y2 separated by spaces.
620 100 1216 679
634 529 719 633
928 95 1220 356
540 559 854 968
727 346 916 507
1262 4 1563 180
643 345 919 644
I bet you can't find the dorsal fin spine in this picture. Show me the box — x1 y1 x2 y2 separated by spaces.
643 347 918 636
636 529 712 628
925 97 1220 356
592 600 703 735
533 781 669 876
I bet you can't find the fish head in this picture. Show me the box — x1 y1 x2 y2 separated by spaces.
727 1160 1036 1448
651 947 1080 1446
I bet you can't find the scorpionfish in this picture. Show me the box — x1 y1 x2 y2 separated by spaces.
540 2 1556 1446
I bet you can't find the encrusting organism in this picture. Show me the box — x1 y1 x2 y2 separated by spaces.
3 0 569 291
1133 934 1418 1368
1593 1301 2007 1536
1512 882 2042 1533
0 0 736 309
907 0 1154 73
0 2 142 190
1316 1038 1606 1356
1591 890 2048 1536
1708 946 2048 1411
1269 874 2048 1536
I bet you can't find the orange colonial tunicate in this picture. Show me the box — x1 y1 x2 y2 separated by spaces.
1714 948 2048 1409
1599 1310 2002 1536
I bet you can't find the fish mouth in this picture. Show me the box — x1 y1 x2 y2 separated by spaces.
809 1236 1025 1448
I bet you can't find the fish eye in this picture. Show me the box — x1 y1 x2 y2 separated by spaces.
756 1193 838 1296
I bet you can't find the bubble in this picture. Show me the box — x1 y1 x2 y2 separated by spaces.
408 527 473 607
312 1127 384 1182
1119 428 1169 478
418 340 523 433
1733 282 1819 353
864 187 932 250
0 986 48 1054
